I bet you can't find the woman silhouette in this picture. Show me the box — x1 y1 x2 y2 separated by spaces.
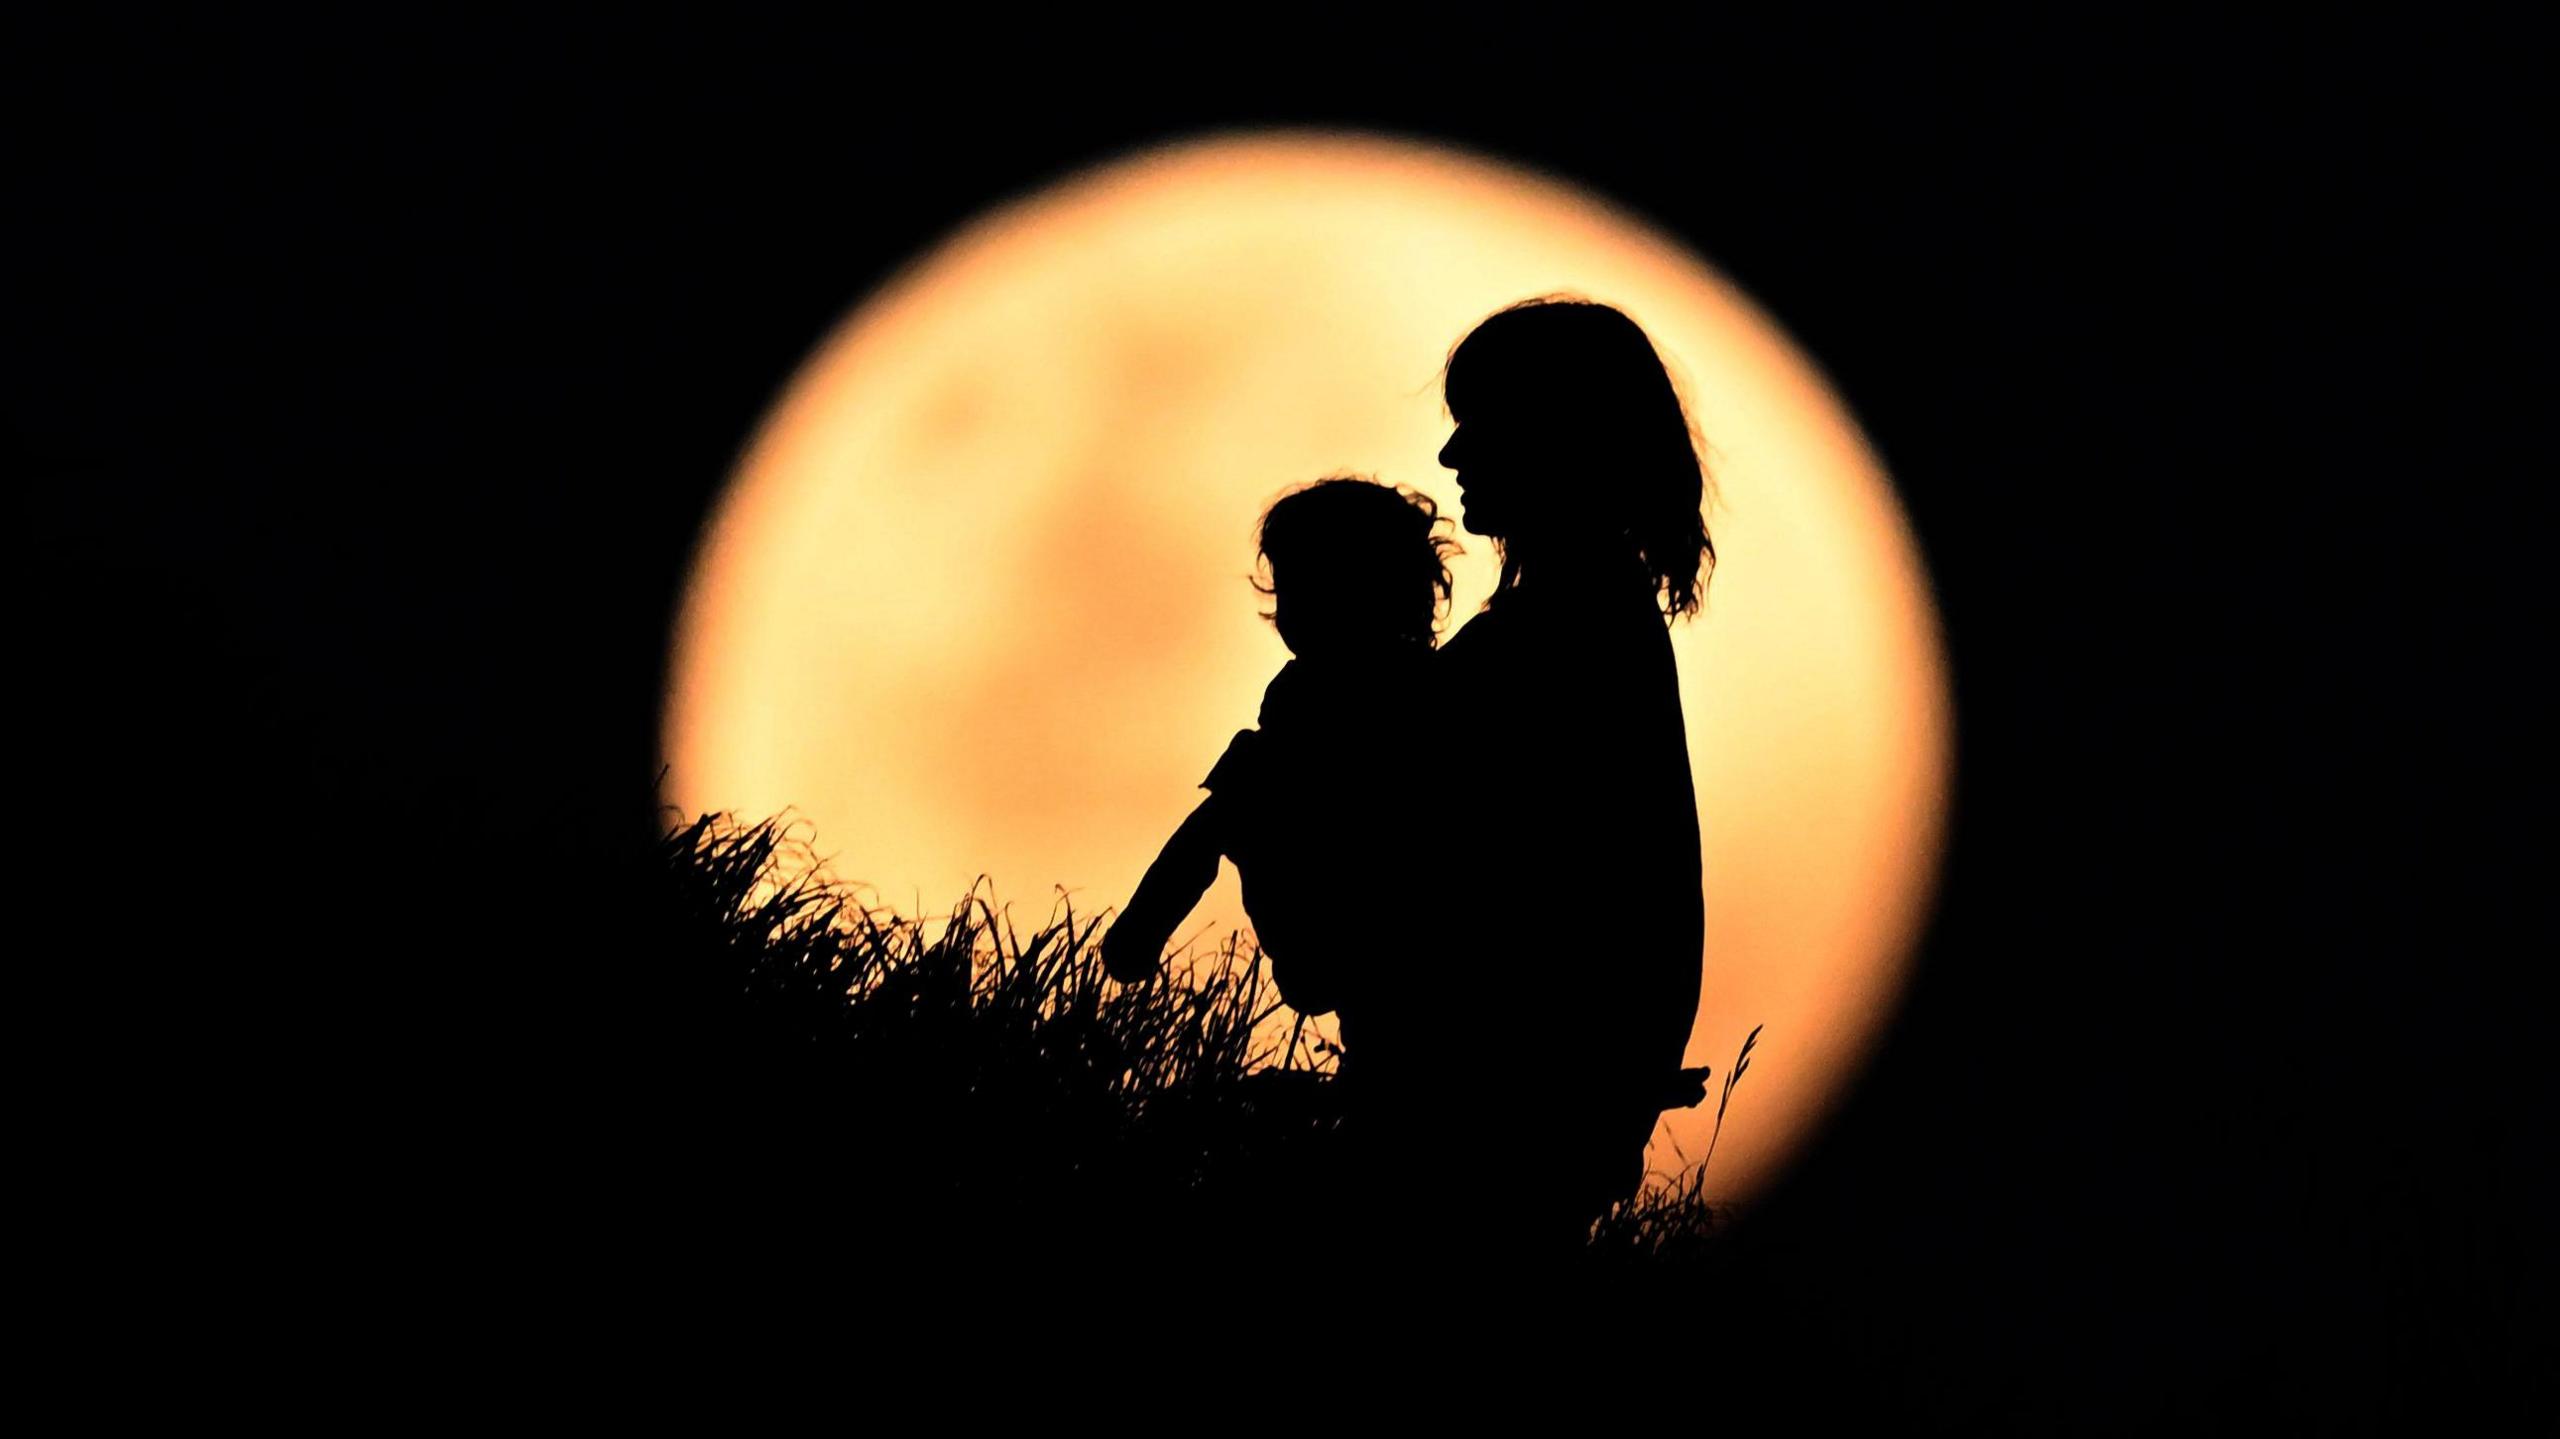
1359 297 1714 1259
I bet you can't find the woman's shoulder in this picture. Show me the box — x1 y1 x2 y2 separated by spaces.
1444 586 1663 657
1436 603 1515 664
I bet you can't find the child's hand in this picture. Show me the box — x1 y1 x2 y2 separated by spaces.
1101 921 1166 984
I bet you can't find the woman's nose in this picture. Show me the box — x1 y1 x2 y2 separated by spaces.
1437 429 1461 470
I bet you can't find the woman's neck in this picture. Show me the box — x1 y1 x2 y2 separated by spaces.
1501 533 1650 605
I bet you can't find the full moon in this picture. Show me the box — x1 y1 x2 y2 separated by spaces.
665 131 1951 1204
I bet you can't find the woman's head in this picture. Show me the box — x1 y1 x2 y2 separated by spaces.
1438 297 1715 619
1254 476 1458 656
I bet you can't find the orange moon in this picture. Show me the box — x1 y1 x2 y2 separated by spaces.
664 131 1951 1205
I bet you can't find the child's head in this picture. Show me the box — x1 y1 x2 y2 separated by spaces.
1253 476 1458 656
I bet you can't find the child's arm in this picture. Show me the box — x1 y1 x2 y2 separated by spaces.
1101 793 1227 983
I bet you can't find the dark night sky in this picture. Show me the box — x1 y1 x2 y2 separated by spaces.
21 11 2537 1418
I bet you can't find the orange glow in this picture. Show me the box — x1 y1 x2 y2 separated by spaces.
664 132 1951 1205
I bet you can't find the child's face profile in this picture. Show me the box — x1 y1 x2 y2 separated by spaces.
1268 574 1323 655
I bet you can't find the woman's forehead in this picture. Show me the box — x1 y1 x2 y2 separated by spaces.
1442 357 1502 415
1445 344 1552 409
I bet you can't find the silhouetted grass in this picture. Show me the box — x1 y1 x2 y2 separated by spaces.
647 809 1750 1271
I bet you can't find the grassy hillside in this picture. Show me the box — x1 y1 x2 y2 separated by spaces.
644 810 1746 1276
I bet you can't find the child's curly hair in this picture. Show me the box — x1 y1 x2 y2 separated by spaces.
1252 476 1460 648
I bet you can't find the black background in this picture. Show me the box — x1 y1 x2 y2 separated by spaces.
22 11 2537 1419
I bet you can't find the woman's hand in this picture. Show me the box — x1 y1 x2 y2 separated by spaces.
1652 1064 1714 1111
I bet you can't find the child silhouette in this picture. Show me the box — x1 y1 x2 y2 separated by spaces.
1102 477 1454 1020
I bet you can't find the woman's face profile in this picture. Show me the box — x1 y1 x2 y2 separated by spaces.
1437 417 1495 538
1438 408 1532 540
1439 394 1564 540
